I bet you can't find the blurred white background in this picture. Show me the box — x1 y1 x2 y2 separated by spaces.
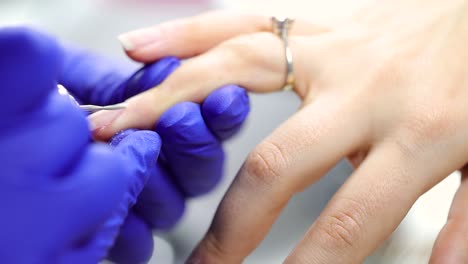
0 0 459 263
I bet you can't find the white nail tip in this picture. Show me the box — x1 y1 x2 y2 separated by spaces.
118 34 135 51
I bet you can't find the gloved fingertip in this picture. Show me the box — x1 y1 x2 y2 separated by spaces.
202 85 250 140
113 130 161 158
156 102 198 130
155 101 225 197
107 213 154 264
184 175 224 197
124 56 180 99
135 195 185 230
205 85 249 113
113 130 162 205
109 129 138 147
134 161 186 230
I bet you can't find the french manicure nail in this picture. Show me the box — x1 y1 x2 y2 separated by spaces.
118 26 164 51
88 109 125 132
118 34 136 51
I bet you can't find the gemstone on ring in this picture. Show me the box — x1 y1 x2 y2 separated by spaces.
271 16 295 91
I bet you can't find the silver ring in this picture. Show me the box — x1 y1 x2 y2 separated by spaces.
271 16 295 91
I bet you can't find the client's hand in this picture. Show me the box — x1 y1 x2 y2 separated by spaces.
91 1 468 262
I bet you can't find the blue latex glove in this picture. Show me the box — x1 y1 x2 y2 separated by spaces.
0 27 162 263
0 26 250 264
58 33 250 262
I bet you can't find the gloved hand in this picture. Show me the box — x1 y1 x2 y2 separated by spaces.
0 27 163 263
0 27 249 264
58 30 250 262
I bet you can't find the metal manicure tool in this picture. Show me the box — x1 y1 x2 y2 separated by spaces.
57 84 127 114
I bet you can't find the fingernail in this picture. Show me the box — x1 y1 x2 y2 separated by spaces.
118 27 162 51
88 109 125 132
118 34 136 51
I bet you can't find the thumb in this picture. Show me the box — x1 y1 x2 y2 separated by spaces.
86 130 161 261
0 27 62 116
110 129 162 209
0 27 91 179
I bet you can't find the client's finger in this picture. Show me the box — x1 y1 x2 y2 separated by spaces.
187 95 369 263
91 34 318 140
430 168 468 263
285 140 458 264
118 11 329 62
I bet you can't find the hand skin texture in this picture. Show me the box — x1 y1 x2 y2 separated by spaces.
0 27 249 264
89 0 468 263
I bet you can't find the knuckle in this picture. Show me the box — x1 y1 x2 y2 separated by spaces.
196 231 230 262
316 198 366 249
221 33 277 69
366 55 406 96
397 105 456 152
243 140 288 186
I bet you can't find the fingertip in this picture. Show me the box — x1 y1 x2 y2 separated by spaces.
108 130 162 210
135 195 185 230
134 162 186 230
107 212 154 264
89 109 127 140
113 130 161 159
90 100 157 141
124 56 180 98
118 33 136 51
113 130 161 179
157 102 198 130
204 85 249 114
118 24 164 52
118 27 168 63
109 129 138 147
156 102 225 197
124 48 164 63
202 85 250 139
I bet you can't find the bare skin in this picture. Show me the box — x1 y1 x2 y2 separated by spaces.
91 1 468 262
